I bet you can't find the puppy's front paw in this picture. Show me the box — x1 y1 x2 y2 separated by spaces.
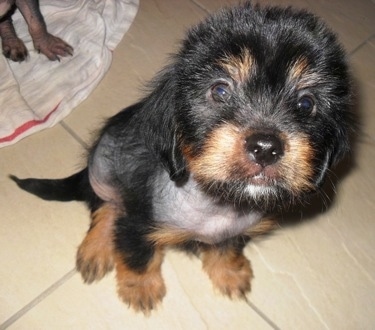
202 249 253 299
115 250 166 315
117 270 166 315
76 241 114 283
76 203 117 283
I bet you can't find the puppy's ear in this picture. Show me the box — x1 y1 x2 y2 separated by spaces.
160 131 188 182
143 66 188 182
149 125 188 183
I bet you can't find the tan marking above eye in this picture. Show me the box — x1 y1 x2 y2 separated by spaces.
290 57 309 81
289 57 322 90
219 48 253 83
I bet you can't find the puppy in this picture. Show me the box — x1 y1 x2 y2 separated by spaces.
11 2 352 314
0 0 73 61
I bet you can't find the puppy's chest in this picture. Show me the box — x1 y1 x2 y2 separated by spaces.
152 174 263 244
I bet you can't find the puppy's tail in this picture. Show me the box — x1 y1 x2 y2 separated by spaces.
9 168 89 202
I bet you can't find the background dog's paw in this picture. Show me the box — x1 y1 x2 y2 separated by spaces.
33 33 73 61
2 37 28 62
202 249 253 299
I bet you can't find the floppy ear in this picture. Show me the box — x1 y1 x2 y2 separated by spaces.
143 65 188 182
160 129 188 182
148 117 188 183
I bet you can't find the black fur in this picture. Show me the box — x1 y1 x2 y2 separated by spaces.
10 169 88 202
10 2 353 312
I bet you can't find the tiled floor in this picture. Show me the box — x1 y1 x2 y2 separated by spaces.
1 0 374 329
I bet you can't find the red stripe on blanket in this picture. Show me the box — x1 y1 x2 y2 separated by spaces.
0 103 61 144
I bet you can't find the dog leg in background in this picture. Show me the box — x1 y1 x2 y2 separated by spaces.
15 0 73 61
0 11 28 61
201 240 253 299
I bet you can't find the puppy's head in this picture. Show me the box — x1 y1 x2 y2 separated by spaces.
166 3 353 210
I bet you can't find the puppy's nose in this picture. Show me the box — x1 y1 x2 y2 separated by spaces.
246 133 284 167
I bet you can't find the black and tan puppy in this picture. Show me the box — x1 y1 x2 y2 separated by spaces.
11 2 352 314
0 0 73 61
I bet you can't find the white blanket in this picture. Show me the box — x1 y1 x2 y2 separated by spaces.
0 0 139 147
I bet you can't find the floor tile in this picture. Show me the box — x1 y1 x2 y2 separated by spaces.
166 251 273 329
0 127 89 324
350 37 375 141
305 0 375 52
7 260 208 330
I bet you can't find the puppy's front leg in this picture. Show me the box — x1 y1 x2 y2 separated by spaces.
201 239 253 300
114 223 166 315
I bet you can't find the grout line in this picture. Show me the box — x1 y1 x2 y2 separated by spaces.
190 0 210 14
0 269 76 330
59 121 90 149
357 130 375 145
349 33 375 56
247 300 281 330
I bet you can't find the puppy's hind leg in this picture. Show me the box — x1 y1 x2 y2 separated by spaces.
201 238 253 300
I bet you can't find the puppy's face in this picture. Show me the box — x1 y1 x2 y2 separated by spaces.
173 4 352 210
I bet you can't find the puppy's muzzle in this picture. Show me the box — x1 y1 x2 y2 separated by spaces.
245 132 284 167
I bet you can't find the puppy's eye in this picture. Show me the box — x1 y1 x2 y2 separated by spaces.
297 95 316 115
211 83 231 102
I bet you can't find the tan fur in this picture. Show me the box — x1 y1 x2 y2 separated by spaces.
182 124 239 181
290 56 309 81
183 124 260 182
290 57 322 89
115 248 166 315
147 227 195 247
245 217 278 237
280 133 315 194
219 49 253 83
76 203 119 283
202 247 253 299
184 124 315 195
